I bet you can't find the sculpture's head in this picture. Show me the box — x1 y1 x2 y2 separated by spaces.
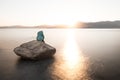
38 31 43 35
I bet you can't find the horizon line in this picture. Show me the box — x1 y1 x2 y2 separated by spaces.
0 20 120 27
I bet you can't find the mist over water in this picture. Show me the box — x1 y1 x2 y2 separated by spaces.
0 28 120 80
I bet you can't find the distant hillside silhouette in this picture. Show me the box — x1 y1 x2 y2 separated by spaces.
78 20 120 28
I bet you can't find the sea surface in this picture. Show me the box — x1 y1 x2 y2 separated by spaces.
0 28 120 80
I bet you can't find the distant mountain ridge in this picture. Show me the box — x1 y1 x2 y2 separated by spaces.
80 20 120 28
0 20 120 28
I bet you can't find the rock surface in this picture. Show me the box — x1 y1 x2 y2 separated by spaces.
14 40 56 60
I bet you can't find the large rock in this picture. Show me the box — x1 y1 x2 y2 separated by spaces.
14 40 56 60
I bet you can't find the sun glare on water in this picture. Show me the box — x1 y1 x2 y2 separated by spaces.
51 29 90 79
63 29 81 68
60 29 89 79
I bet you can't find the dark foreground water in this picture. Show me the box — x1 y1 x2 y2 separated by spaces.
0 29 120 80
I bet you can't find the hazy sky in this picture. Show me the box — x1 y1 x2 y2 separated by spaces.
0 0 120 26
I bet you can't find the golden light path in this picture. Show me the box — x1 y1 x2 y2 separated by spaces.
51 29 90 80
63 29 81 69
62 29 89 79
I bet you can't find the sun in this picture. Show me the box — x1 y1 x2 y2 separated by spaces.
46 20 75 27
40 17 77 28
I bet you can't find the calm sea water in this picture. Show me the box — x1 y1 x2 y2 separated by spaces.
0 28 120 80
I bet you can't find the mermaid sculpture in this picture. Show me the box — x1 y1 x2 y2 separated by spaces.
37 31 45 42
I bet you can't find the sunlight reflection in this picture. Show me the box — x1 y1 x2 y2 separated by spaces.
63 29 81 69
60 29 89 79
51 29 90 80
62 29 83 79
